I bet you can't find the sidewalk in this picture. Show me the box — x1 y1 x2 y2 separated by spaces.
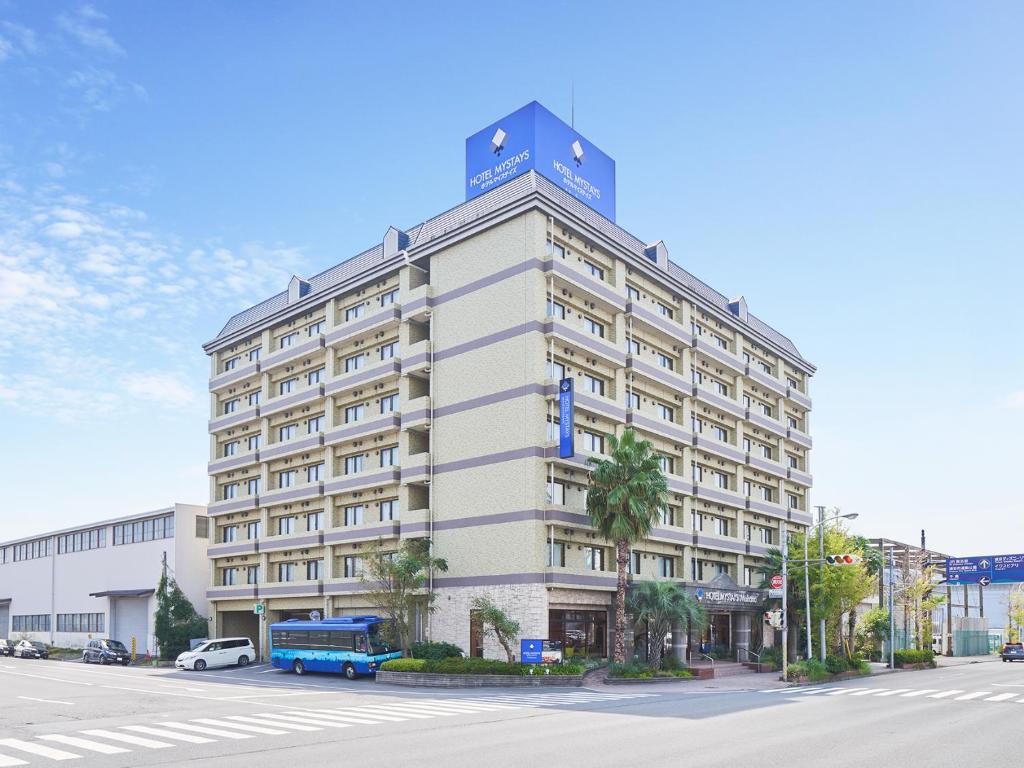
935 653 999 667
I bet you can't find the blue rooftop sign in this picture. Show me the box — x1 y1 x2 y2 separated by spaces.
465 101 616 221
946 554 1024 585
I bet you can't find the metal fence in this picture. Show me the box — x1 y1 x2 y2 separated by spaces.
953 630 989 656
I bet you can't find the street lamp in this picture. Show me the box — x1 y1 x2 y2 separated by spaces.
805 508 858 662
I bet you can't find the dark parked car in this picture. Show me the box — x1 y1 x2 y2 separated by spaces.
0 639 13 657
1001 642 1024 662
83 639 130 665
13 640 49 659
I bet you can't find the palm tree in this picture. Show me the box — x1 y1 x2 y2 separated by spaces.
586 429 669 664
627 580 706 669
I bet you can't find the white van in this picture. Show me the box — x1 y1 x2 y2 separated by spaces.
175 637 255 671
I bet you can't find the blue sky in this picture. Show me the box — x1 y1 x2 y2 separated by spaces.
0 1 1021 552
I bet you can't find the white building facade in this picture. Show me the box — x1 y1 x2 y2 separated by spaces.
0 504 209 655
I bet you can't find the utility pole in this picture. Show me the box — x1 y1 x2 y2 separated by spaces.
816 505 826 661
781 519 788 681
946 581 953 656
888 547 895 669
979 583 984 619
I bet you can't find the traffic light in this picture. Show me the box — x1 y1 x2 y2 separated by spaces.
763 611 773 626
762 610 783 628
825 554 862 566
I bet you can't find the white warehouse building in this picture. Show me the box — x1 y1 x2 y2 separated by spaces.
0 504 209 656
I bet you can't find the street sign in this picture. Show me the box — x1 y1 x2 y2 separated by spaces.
520 639 563 664
768 588 784 599
770 574 784 590
946 553 1024 585
253 603 264 616
558 378 575 458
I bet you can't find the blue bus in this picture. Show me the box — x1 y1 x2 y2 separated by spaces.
269 616 402 678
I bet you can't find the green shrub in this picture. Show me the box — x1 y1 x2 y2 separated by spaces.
379 658 427 672
379 657 583 676
787 659 830 682
661 654 684 671
608 659 653 678
893 649 935 666
409 641 464 660
653 668 694 679
825 655 847 675
759 647 782 671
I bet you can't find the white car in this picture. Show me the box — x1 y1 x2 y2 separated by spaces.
175 638 255 671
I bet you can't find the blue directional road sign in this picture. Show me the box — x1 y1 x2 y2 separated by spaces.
946 553 1024 585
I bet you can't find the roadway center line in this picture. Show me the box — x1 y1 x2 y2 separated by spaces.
17 696 74 705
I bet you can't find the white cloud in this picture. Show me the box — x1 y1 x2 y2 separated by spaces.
1005 391 1024 410
122 372 200 408
0 21 39 62
56 5 124 56
43 220 84 239
65 67 145 113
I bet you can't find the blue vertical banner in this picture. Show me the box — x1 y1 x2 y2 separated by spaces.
559 377 574 458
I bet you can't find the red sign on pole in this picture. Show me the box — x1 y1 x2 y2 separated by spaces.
770 574 784 590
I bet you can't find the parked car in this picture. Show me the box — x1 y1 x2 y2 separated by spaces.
13 640 49 659
175 638 255 671
83 639 131 666
1000 642 1024 662
0 639 14 657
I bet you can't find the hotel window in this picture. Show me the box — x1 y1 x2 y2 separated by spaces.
761 445 772 460
691 322 703 336
547 542 566 568
743 352 751 364
247 521 261 539
743 566 754 587
714 472 729 490
223 441 238 457
712 425 728 442
278 470 297 488
223 398 239 414
657 303 673 319
628 551 641 575
716 563 730 577
546 417 559 442
743 523 752 541
380 288 399 306
248 434 261 451
343 556 363 578
546 480 566 505
345 304 364 321
345 404 365 423
761 486 774 502
222 525 237 543
380 499 399 521
306 559 323 581
742 394 751 408
692 463 704 482
661 507 676 526
223 567 237 586
743 480 751 497
584 546 605 571
712 380 729 397
787 376 799 389
625 391 640 410
692 369 703 385
692 416 703 433
224 357 238 372
308 415 324 433
584 260 604 280
307 320 325 337
344 505 365 526
742 438 751 452
760 403 773 417
626 338 640 355
278 516 295 535
278 562 295 582
307 463 324 483
582 374 605 396
713 334 728 350
714 517 729 536
656 352 673 370
380 393 399 414
380 446 398 467
247 565 260 584
345 354 364 372
247 477 261 495
547 360 566 381
582 431 604 454
223 483 238 500
582 316 604 338
280 332 299 349
691 559 703 581
248 347 261 362
248 390 261 407
547 300 566 319
658 556 675 578
788 415 799 429
760 527 773 544
626 285 640 301
656 402 674 421
279 424 297 441
279 377 297 395
307 367 324 385
788 493 799 510
659 455 674 474
379 341 399 361
759 361 772 375
345 455 365 475
788 455 799 469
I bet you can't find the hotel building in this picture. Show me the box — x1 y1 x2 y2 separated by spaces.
202 104 814 661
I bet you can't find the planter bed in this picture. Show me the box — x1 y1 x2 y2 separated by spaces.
376 670 583 688
605 676 694 685
899 662 936 670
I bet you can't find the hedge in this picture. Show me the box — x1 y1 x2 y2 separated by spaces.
379 658 584 676
409 641 464 660
894 649 935 665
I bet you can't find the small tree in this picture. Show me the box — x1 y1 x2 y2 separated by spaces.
362 538 447 655
154 574 209 660
471 597 520 664
627 581 706 669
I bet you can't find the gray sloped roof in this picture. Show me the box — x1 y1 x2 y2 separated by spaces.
209 171 809 367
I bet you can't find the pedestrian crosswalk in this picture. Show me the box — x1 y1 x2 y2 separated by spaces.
759 684 1024 704
0 691 653 764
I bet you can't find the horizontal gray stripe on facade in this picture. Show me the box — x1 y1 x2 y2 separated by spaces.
208 453 259 473
434 321 544 363
694 338 745 374
323 470 400 494
402 352 430 368
325 361 400 393
206 586 257 599
788 469 812 485
261 384 325 416
261 337 325 370
433 446 546 475
747 455 786 477
209 362 260 392
625 301 694 345
324 307 400 345
667 476 692 495
400 409 430 424
401 508 548 534
747 499 786 516
259 484 324 505
693 388 746 419
208 542 258 556
208 406 259 432
746 365 788 396
787 429 813 448
626 355 686 390
429 258 546 309
323 581 374 594
627 412 693 446
788 388 812 409
258 533 323 551
209 497 259 515
323 523 400 544
545 509 592 528
435 383 546 419
260 434 324 461
544 320 626 365
260 583 325 597
692 534 747 554
693 436 746 464
746 411 787 437
324 415 400 446
402 464 430 478
544 384 626 421
543 259 625 309
694 487 746 508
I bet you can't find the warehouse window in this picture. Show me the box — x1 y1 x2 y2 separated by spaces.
13 615 50 632
57 613 105 633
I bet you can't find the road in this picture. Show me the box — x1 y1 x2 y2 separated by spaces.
0 657 1021 767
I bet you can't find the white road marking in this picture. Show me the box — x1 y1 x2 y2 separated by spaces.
898 690 939 698
798 688 830 695
983 693 1018 702
38 735 129 755
0 669 93 686
0 738 81 761
954 691 992 701
122 725 215 744
927 690 964 699
258 669 280 674
17 696 74 705
432 699 520 710
315 707 410 723
286 710 389 725
80 729 173 749
824 688 862 696
192 718 288 735
415 700 519 712
874 689 914 697
225 715 321 732
353 704 438 719
849 689 888 696
0 754 27 767
156 722 252 740
249 712 351 729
